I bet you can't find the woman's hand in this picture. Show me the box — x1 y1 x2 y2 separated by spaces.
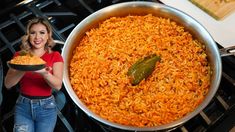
4 68 25 89
34 66 52 78
33 62 63 90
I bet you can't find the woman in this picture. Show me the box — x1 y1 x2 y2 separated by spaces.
4 17 63 132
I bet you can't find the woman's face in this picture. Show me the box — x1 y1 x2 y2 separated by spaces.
29 23 49 50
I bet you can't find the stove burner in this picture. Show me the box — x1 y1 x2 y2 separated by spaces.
0 0 234 132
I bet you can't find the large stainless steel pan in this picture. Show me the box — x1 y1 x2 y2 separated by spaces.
62 1 222 131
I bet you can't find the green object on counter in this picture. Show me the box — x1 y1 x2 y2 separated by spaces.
128 54 161 86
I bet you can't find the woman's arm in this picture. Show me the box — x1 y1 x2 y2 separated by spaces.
37 62 64 90
4 69 25 89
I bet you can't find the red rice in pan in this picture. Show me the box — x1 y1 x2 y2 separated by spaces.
69 14 211 127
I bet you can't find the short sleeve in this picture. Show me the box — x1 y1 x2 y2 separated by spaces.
52 51 64 63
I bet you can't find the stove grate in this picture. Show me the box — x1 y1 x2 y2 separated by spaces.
0 0 234 132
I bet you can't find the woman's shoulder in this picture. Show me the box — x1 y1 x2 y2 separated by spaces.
45 51 63 62
46 51 61 56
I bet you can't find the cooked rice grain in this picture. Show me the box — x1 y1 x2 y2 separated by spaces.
69 14 211 127
10 54 45 65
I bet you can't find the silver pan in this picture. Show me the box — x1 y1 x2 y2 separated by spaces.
62 1 234 131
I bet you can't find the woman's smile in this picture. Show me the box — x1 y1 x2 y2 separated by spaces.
33 39 43 45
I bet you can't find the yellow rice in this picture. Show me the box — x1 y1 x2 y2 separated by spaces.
10 54 45 65
69 14 211 127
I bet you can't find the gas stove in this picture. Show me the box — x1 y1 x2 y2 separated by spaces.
0 0 234 132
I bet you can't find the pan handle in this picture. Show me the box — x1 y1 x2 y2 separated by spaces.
219 46 235 57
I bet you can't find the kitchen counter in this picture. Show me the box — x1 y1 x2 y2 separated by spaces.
160 0 235 48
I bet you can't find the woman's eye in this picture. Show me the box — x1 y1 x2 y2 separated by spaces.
30 31 35 35
40 31 46 34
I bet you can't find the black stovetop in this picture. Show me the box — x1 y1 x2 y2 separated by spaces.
0 0 234 132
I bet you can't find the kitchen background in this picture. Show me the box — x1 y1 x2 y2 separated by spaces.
0 0 234 132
